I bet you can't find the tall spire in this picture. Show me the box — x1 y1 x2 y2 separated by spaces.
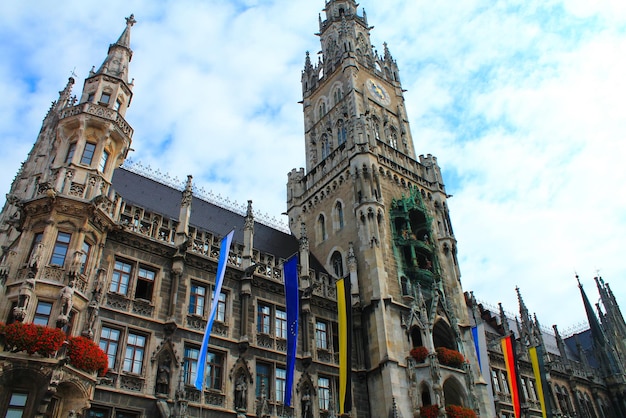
96 14 136 83
578 276 621 376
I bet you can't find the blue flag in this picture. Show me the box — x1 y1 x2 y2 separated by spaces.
195 230 234 390
283 256 299 406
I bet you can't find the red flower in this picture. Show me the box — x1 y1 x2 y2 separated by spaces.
420 404 439 418
3 322 65 356
446 405 477 418
435 347 465 369
410 346 429 363
67 336 109 376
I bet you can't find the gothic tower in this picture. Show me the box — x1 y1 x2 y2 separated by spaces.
287 1 490 416
0 17 136 415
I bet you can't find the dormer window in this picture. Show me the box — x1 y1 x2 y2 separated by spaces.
100 93 111 105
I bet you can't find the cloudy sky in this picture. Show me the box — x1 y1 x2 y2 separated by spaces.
1 0 625 332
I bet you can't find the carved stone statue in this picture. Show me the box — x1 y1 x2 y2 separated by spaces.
14 278 36 320
29 242 44 269
301 389 313 418
59 280 75 316
156 357 171 395
234 374 247 410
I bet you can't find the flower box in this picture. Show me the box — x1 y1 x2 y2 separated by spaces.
446 404 477 418
3 322 65 356
420 404 439 418
435 347 465 369
410 346 429 363
68 336 109 376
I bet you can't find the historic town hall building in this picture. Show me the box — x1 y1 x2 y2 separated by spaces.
0 1 624 417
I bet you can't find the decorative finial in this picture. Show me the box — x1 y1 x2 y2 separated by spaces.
126 14 137 27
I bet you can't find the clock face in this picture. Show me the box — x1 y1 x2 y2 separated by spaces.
366 79 391 105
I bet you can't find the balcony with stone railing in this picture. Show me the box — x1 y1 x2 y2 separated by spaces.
59 102 134 138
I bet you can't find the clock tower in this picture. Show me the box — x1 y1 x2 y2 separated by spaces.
287 1 491 417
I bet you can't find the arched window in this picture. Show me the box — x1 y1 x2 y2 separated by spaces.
318 215 327 241
334 88 343 105
337 120 347 145
374 122 381 141
390 131 398 148
321 134 331 159
331 251 343 277
318 101 327 120
335 201 344 229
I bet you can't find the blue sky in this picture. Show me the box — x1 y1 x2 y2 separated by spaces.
1 0 625 331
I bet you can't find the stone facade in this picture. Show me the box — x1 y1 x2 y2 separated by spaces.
1 2 625 418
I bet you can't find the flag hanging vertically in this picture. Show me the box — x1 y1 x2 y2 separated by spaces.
501 334 522 418
337 277 352 415
529 345 553 418
283 255 299 406
194 230 234 391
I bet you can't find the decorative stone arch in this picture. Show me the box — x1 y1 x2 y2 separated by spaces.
332 199 345 231
419 381 433 407
329 249 345 279
53 379 94 417
229 356 253 412
443 376 468 407
151 340 179 397
432 318 457 350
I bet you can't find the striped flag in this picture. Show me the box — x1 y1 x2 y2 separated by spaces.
529 345 553 418
194 230 234 391
501 334 522 418
337 277 352 414
283 255 299 406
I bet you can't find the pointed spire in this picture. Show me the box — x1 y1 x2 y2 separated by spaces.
498 302 510 334
304 51 313 72
96 14 136 83
553 324 568 359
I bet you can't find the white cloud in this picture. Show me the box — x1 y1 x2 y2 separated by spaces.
0 0 624 331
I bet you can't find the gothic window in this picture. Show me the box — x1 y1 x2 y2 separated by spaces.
65 143 77 164
335 201 344 229
276 367 287 404
256 363 271 399
50 232 71 266
80 241 92 275
390 130 398 148
275 308 287 339
189 283 206 316
321 134 331 159
337 120 347 145
318 214 327 241
374 122 381 141
206 350 224 390
99 326 121 369
99 150 109 172
123 332 146 374
134 266 156 301
500 371 510 394
33 301 53 326
331 251 344 278
491 370 501 393
100 92 111 105
110 259 132 295
216 291 227 322
318 376 331 411
183 346 199 385
7 392 28 417
81 143 96 165
334 88 343 105
318 101 327 120
315 320 329 350
258 303 271 334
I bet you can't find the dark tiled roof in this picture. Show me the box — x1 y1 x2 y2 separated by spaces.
111 168 299 259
